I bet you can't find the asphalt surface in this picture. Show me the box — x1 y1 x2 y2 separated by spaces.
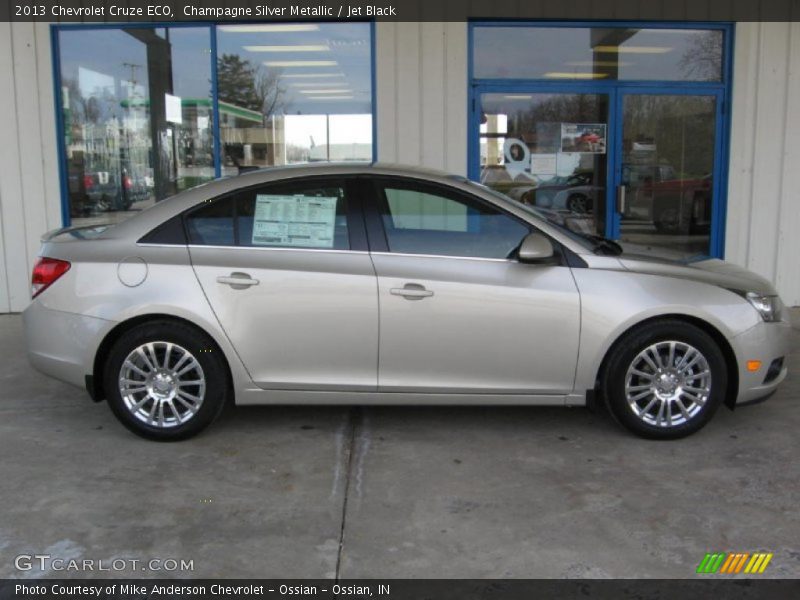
0 311 798 579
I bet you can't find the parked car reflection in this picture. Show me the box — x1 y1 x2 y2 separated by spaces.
624 164 712 234
503 171 603 215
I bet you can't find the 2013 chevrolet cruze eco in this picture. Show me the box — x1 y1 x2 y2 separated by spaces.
23 164 791 440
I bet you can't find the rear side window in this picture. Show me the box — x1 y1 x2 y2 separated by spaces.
378 182 529 259
186 179 350 250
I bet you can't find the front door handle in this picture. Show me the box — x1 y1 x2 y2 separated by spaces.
217 272 260 289
390 283 434 300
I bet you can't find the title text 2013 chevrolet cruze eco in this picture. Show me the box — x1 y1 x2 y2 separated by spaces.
22 164 791 440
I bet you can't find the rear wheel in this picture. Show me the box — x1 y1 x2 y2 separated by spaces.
104 321 229 441
601 320 726 439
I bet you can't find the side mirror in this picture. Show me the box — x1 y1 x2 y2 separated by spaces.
518 232 555 263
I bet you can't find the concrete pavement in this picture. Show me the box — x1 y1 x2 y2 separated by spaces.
0 312 798 578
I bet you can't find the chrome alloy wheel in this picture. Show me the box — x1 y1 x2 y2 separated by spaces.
118 342 206 428
624 341 712 428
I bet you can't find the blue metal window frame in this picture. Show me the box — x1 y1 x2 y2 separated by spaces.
467 21 734 259
50 20 378 227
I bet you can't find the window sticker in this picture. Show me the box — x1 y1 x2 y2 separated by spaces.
252 194 338 248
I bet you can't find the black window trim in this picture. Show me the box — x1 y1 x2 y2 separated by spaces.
137 213 187 245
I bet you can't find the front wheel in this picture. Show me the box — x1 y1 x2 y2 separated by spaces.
566 193 590 214
601 321 727 439
104 321 229 441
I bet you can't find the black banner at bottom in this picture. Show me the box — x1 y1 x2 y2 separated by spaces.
2 579 799 600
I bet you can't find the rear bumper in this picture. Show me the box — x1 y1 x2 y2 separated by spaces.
731 318 793 404
22 301 111 390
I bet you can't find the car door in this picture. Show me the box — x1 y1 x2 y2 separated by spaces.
186 177 378 391
365 177 581 395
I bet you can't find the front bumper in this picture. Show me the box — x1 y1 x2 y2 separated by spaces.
22 301 111 390
730 317 793 404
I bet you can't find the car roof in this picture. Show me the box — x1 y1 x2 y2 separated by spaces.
105 163 464 238
94 162 587 255
216 162 460 185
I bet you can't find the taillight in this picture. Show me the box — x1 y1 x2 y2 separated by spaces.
31 257 71 299
83 174 93 190
123 175 133 190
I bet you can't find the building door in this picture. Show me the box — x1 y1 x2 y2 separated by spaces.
614 90 724 258
477 91 612 241
470 23 731 259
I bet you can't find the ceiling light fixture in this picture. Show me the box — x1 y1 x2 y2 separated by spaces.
218 24 319 33
282 73 346 78
263 60 338 67
299 89 351 94
564 61 633 67
244 45 330 52
291 82 348 87
593 45 671 54
544 72 609 79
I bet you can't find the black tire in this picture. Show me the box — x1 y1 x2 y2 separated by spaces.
566 193 590 214
601 320 727 440
104 320 229 441
653 208 677 233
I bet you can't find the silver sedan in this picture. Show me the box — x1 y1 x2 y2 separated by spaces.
23 164 792 440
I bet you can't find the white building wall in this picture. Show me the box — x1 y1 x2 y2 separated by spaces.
0 21 798 312
726 22 800 306
0 22 62 313
374 22 467 176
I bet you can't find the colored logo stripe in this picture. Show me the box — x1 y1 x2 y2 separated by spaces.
697 553 726 573
719 553 749 573
697 552 773 574
744 553 773 574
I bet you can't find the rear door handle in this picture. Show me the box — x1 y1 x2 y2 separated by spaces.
217 273 259 289
390 284 434 300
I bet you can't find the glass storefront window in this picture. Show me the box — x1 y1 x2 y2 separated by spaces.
473 27 723 82
58 26 214 225
55 22 373 226
471 22 729 260
216 23 373 175
479 93 609 238
619 94 717 257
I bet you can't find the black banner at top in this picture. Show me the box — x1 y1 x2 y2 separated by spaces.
1 0 799 23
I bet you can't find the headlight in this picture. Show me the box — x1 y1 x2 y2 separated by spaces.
738 291 784 322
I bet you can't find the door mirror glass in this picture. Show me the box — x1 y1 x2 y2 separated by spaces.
518 232 555 263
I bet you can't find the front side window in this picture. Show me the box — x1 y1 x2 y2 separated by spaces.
379 183 529 259
187 179 350 250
